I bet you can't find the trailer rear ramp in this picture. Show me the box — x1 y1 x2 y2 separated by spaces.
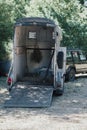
4 82 53 108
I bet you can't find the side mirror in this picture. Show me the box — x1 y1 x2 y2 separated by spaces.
57 51 64 69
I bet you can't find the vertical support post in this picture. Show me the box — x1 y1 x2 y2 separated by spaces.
54 25 62 88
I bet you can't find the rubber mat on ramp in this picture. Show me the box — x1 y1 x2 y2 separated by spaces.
4 83 53 108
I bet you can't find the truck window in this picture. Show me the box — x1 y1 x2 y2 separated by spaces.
79 52 86 61
72 51 79 63
66 51 72 62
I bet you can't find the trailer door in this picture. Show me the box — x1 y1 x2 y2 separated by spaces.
54 47 66 89
57 47 66 73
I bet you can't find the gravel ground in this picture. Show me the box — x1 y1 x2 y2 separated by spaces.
0 76 87 130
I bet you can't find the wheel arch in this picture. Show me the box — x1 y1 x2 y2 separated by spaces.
65 65 76 81
66 65 76 74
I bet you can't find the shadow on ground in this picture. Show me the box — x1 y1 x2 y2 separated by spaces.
0 76 87 119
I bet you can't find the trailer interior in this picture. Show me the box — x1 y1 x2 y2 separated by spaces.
14 19 55 86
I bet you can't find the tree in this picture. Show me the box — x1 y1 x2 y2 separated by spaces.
0 2 13 60
26 0 87 51
0 2 13 43
79 0 84 4
0 0 31 44
0 0 30 60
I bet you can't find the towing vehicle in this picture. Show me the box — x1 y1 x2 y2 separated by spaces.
66 49 87 81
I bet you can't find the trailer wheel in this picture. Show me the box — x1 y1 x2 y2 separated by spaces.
68 68 75 81
53 89 64 96
53 82 64 96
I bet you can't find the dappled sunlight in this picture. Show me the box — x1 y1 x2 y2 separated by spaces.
0 89 7 94
75 82 82 87
0 77 87 129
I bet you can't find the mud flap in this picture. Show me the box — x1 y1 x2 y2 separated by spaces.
4 83 53 108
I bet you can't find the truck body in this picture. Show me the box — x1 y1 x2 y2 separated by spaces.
6 17 66 107
65 49 87 81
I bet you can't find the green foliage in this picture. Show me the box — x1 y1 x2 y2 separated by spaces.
11 0 30 19
0 2 13 43
0 2 13 60
0 42 12 60
27 0 87 51
79 0 84 4
0 0 29 60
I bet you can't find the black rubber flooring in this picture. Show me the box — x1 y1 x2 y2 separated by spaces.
4 83 53 108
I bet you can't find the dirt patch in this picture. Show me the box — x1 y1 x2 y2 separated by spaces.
0 76 87 130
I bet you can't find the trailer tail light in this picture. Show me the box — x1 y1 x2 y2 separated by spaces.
7 77 12 85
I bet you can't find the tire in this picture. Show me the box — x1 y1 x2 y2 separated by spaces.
53 82 64 96
68 68 75 81
53 89 64 96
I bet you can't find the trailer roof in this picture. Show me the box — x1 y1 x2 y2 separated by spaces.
15 17 55 27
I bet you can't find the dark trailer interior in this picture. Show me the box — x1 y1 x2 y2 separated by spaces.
13 17 55 86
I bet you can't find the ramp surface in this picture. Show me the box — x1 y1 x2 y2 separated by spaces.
4 83 53 108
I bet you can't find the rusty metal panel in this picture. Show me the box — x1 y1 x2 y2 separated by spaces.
14 26 26 46
14 47 25 55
